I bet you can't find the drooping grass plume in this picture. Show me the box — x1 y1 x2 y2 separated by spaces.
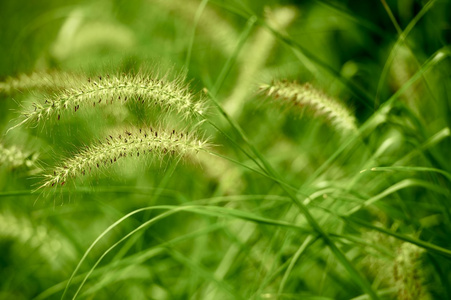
261 80 358 132
50 8 136 62
0 71 83 95
389 44 422 115
393 243 431 300
40 126 209 188
0 211 76 270
195 151 244 195
0 143 39 171
362 231 432 300
149 0 238 57
223 6 297 118
11 72 206 130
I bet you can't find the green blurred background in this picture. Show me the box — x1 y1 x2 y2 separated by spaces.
1 0 450 299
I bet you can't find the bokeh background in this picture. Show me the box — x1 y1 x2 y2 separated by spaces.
1 0 450 299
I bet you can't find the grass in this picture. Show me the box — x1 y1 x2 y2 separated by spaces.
0 0 450 299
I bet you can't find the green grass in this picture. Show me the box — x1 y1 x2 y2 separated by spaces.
1 0 450 299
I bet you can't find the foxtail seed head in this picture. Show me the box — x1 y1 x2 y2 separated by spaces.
393 243 430 300
0 143 39 171
261 80 357 132
0 71 83 95
13 72 205 130
40 127 208 188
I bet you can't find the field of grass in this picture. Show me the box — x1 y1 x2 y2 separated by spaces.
1 0 450 299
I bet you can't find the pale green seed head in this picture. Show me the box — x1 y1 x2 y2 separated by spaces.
261 80 358 133
40 126 209 189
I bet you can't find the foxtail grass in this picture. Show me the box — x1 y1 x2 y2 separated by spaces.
0 143 39 171
40 126 209 188
0 71 83 95
149 0 238 57
223 6 297 118
0 211 76 269
393 243 431 300
11 72 205 131
261 80 358 132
